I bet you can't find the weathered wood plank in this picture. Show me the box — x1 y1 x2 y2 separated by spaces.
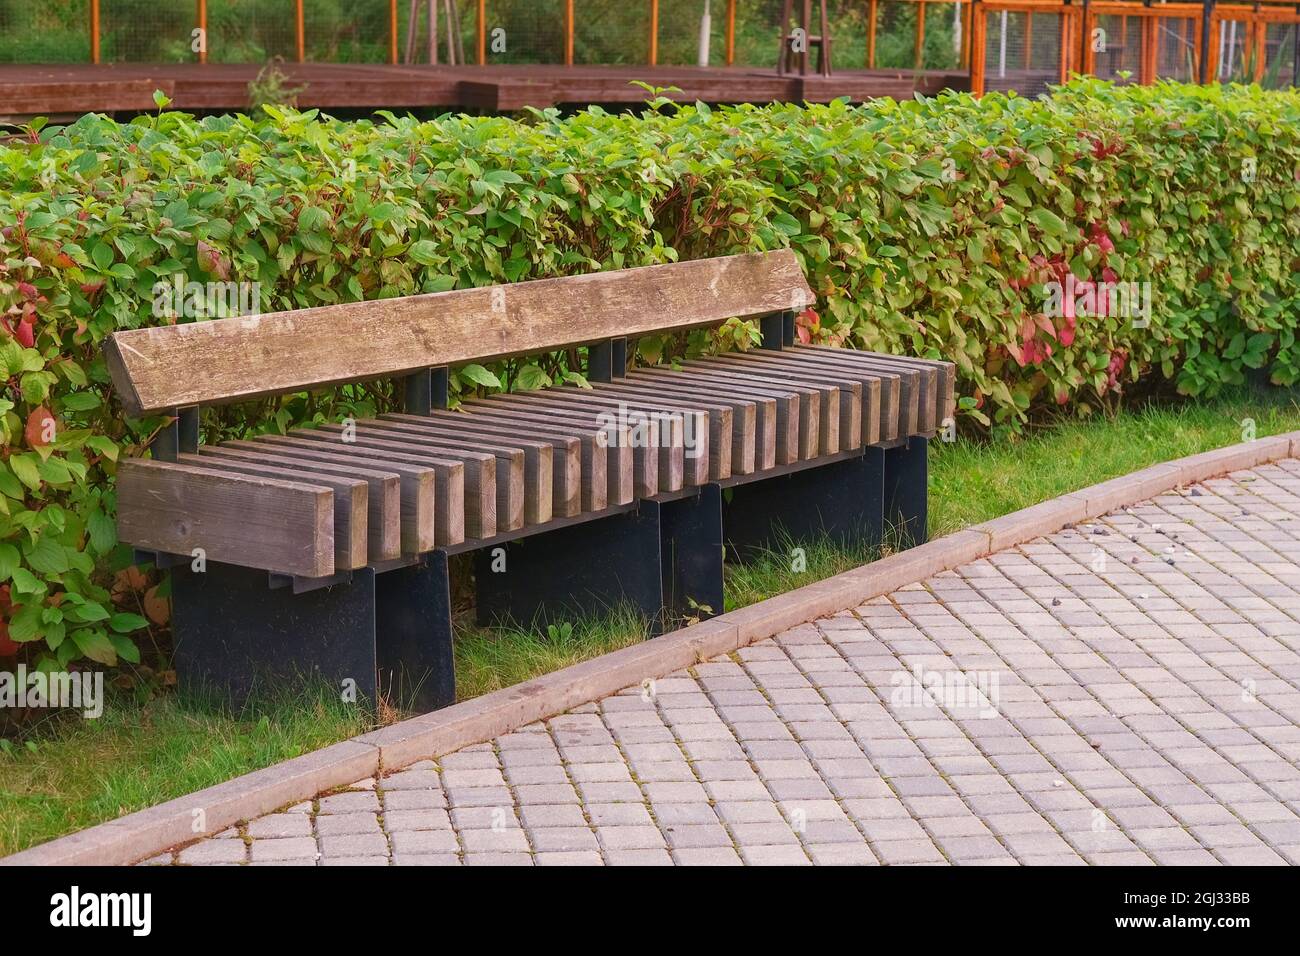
674 361 814 462
798 346 901 443
296 425 510 536
182 451 369 569
804 347 921 437
522 386 709 492
116 459 333 578
242 435 459 547
389 410 582 518
706 351 860 454
856 351 955 431
622 369 765 473
472 395 637 504
201 444 401 562
105 251 815 416
727 349 877 447
493 391 657 499
587 379 733 482
365 416 553 526
454 402 610 513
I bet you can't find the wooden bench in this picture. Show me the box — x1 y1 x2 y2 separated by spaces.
106 250 953 711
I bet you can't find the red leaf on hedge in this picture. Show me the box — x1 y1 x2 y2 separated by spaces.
25 407 56 447
15 318 34 348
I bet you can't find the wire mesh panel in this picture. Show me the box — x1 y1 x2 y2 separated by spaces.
1152 14 1197 81
207 0 297 63
571 0 650 64
301 0 393 63
1213 16 1251 80
478 0 564 64
873 1 926 68
100 0 195 61
0 0 91 62
1089 13 1143 83
1261 19 1299 88
980 7 1064 97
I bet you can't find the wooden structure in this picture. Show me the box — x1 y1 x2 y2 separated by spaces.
106 251 951 710
777 0 835 76
0 63 954 119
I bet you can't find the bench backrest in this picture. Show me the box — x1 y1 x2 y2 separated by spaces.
105 250 814 417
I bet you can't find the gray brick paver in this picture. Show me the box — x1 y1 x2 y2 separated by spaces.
167 462 1300 867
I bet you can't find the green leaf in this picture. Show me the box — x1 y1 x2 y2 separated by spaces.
458 364 501 389
1028 208 1067 237
87 508 117 554
408 240 440 266
71 628 117 666
9 455 42 492
109 612 149 633
0 543 18 582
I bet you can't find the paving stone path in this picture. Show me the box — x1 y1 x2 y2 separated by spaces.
153 461 1300 865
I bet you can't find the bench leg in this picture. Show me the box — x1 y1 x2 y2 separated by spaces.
375 551 456 712
721 447 885 562
172 558 457 712
884 436 928 547
474 502 668 634
172 562 380 706
660 484 725 625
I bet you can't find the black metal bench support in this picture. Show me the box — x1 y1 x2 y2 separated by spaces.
884 435 929 547
659 485 725 625
375 551 456 712
474 500 663 632
171 556 455 712
720 447 885 562
474 488 724 636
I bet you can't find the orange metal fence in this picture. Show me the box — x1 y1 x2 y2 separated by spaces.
971 0 1300 95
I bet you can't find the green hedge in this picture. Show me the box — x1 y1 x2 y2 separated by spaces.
2 79 1299 669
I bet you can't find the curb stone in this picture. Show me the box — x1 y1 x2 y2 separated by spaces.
5 431 1298 866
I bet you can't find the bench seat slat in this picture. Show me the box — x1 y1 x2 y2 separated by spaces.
483 392 659 499
307 424 524 534
181 452 370 569
791 347 902 442
116 459 334 579
672 363 811 463
471 396 636 505
288 427 501 538
521 387 710 493
363 417 553 527
587 379 739 481
622 369 767 473
200 445 401 562
454 403 610 513
386 412 582 519
705 352 860 455
240 436 454 548
722 348 880 447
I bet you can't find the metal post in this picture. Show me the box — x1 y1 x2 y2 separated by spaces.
390 0 399 64
727 0 737 65
296 0 305 62
90 0 100 63
566 0 575 65
197 0 207 64
650 0 660 65
478 0 487 64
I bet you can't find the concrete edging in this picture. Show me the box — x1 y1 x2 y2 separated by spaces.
5 431 1297 866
